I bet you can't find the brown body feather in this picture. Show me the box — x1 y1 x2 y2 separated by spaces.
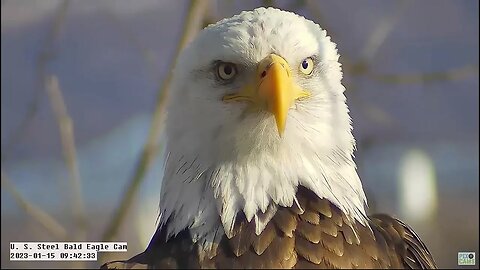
101 186 436 269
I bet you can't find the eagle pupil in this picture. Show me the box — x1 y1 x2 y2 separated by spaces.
302 60 309 69
224 65 232 75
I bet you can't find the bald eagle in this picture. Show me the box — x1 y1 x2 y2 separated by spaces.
102 7 436 269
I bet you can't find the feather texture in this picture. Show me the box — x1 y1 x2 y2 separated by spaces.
101 186 437 269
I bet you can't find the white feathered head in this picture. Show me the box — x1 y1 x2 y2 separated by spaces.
159 7 367 242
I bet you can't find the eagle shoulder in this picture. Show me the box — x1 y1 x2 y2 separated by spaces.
368 214 437 269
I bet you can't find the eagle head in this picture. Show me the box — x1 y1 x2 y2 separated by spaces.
159 7 367 243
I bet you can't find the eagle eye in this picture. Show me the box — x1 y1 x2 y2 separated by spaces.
299 57 314 75
216 62 237 81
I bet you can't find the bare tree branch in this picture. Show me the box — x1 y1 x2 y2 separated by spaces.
285 0 307 12
261 0 275 7
1 170 67 240
305 0 333 38
101 0 209 243
45 75 87 241
2 0 69 163
360 0 411 62
369 65 479 84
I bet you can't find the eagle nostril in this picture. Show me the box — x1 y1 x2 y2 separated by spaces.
261 71 267 78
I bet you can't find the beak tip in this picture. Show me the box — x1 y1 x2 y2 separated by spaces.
274 115 286 138
277 126 285 138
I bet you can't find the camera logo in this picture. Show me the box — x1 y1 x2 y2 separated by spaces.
458 252 475 266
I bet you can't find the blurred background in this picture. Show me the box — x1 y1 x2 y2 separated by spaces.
1 0 478 268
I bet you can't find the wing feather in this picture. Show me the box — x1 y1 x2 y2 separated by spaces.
369 214 437 269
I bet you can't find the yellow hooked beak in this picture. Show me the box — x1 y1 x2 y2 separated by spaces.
223 54 310 136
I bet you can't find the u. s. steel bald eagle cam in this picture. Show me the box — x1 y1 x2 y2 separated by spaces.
102 7 436 269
